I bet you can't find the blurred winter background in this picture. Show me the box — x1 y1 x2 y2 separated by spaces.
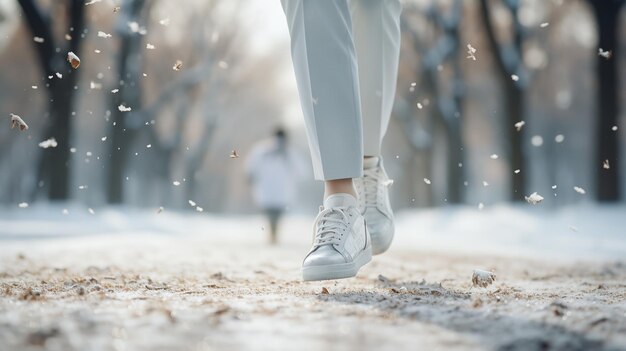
0 0 625 249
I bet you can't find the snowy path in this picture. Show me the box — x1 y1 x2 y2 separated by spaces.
0 205 625 350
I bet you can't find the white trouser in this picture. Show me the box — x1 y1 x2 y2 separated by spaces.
281 0 402 180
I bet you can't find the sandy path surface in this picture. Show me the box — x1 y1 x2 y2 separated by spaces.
0 214 625 351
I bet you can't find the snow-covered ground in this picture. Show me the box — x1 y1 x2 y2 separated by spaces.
0 204 625 350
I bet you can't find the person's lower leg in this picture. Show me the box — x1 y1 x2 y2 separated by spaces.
324 178 356 199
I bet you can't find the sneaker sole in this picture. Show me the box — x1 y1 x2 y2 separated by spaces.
371 222 395 255
302 246 372 282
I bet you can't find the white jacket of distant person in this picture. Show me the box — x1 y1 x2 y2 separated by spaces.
246 133 307 210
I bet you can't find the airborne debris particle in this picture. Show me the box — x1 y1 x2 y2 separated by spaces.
10 113 29 131
230 150 239 159
173 60 183 71
157 206 164 214
320 287 329 294
67 52 80 69
472 269 496 287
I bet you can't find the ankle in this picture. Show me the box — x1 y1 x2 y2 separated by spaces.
324 178 356 199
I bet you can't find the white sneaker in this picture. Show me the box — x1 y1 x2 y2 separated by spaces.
353 157 395 255
302 193 372 281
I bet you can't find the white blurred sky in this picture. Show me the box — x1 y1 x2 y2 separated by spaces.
243 0 303 129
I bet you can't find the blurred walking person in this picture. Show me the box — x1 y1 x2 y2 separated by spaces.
281 0 402 280
246 128 307 245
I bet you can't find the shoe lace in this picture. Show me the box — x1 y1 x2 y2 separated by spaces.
362 167 381 209
312 207 351 246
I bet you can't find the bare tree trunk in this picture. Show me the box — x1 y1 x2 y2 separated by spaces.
107 0 146 203
18 0 85 200
479 0 527 201
590 0 624 202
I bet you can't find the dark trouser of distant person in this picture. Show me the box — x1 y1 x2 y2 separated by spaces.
264 207 284 245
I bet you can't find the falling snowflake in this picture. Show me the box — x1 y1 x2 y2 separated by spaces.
101 136 107 142
540 22 549 28
603 160 610 169
531 135 544 147
173 60 183 71
417 102 423 109
10 113 29 131
38 138 58 149
88 208 95 215
97 31 112 38
598 48 612 59
218 61 229 69
128 22 147 35
146 43 155 50
157 206 164 214
573 186 586 195
552 185 557 189
172 181 181 186
90 81 102 89
55 72 63 79
111 89 119 94
18 202 29 208
466 44 477 60
612 126 618 131
482 181 489 187
196 207 204 212
478 203 484 210
189 200 197 207
511 74 519 81
230 150 239 159
423 178 431 185
159 18 171 26
514 121 525 131
555 134 565 143
118 104 132 112
525 192 544 205
514 169 521 174
85 0 102 5
33 36 45 43
490 154 498 160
